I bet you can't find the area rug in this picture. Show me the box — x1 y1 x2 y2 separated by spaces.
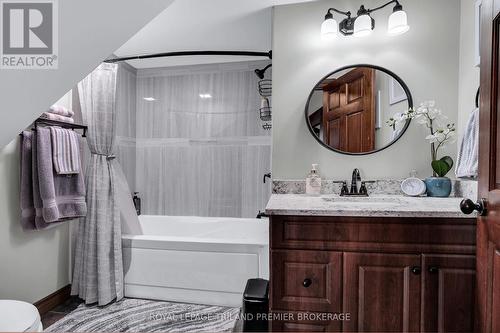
45 298 240 332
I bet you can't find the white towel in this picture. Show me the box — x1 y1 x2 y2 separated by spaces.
455 108 479 178
49 127 81 174
40 112 75 123
49 105 75 117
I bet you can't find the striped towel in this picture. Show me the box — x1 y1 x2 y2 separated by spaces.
49 127 81 174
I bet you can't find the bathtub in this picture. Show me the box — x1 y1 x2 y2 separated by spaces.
122 215 269 307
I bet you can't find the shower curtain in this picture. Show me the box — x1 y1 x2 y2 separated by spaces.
71 63 131 306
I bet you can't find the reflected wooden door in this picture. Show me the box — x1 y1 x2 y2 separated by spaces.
475 0 500 331
322 67 375 153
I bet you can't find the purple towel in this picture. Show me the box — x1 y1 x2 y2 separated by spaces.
37 127 87 223
33 131 64 229
50 127 81 174
19 131 61 230
20 131 36 230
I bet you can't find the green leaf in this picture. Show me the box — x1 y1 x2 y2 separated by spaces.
431 156 454 177
440 156 454 169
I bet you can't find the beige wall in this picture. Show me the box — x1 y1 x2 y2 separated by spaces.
0 94 72 303
272 0 461 180
458 0 481 139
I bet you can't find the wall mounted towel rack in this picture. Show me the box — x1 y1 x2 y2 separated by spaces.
20 118 88 137
35 119 88 137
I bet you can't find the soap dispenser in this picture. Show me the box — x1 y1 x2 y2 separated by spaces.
306 164 322 196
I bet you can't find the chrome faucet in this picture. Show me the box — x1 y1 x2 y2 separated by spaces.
339 168 369 197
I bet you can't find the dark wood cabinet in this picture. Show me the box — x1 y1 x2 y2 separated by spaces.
421 254 476 333
342 253 421 332
269 215 476 332
271 250 342 314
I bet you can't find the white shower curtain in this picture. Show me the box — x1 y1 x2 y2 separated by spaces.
133 64 272 217
71 63 136 305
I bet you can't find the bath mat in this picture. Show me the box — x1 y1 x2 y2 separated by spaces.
45 298 240 332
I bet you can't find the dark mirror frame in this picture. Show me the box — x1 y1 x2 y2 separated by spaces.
304 64 413 156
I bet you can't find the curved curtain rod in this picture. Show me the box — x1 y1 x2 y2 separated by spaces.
104 50 272 63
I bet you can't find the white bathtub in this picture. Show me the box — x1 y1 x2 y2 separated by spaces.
122 215 269 307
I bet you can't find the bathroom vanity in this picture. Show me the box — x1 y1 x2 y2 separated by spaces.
266 194 476 332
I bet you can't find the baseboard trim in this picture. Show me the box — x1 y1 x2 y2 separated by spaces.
34 284 71 315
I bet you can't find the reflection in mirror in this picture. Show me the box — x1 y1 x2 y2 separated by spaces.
306 65 412 155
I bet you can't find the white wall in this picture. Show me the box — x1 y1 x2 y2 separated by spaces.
272 0 461 180
0 94 72 303
458 0 481 139
0 0 175 149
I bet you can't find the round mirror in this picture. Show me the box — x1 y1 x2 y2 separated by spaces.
305 65 413 155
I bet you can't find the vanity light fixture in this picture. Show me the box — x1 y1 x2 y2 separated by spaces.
199 93 212 99
143 97 156 101
321 0 409 38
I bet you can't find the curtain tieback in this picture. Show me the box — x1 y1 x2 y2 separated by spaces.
93 153 116 161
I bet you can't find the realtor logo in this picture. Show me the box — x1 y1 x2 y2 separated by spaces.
0 0 58 69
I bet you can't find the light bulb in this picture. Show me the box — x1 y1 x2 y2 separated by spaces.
353 14 373 37
388 9 409 35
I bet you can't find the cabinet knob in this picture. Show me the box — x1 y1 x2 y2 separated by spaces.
411 266 422 275
428 266 439 274
302 278 312 288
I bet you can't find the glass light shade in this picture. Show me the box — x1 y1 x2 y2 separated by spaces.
321 17 338 38
388 10 410 35
353 14 373 37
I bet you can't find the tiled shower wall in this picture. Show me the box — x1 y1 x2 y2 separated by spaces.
116 61 272 218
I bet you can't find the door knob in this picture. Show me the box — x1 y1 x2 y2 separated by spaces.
302 278 312 288
411 266 421 275
460 198 487 216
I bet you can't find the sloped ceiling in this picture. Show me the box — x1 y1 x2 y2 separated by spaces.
116 0 317 68
0 0 175 148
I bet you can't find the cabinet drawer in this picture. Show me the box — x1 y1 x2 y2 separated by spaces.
271 250 342 313
271 216 476 254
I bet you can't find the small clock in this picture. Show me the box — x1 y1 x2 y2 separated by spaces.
401 177 426 197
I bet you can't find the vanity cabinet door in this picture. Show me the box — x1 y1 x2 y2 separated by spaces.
271 250 342 314
342 253 421 332
421 254 476 332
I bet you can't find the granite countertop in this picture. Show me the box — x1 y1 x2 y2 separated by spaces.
265 194 474 218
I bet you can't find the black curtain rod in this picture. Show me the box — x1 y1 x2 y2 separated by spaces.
104 50 272 63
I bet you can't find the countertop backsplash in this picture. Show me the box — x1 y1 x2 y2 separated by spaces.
272 179 478 199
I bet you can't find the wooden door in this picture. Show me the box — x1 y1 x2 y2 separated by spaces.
421 254 476 332
342 253 421 332
475 1 500 331
322 67 375 153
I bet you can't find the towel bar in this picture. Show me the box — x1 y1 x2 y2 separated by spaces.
19 118 88 137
